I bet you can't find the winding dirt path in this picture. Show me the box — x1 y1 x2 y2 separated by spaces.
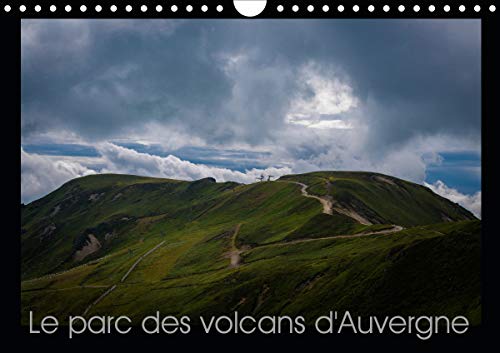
293 182 334 215
226 181 404 267
227 224 242 268
229 223 404 265
252 225 404 251
282 180 374 225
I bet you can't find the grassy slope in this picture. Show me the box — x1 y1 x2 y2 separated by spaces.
279 171 476 227
21 175 235 279
22 220 480 325
21 175 328 279
21 173 480 325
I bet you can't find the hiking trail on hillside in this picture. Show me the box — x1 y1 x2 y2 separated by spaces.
284 180 373 225
227 181 404 267
83 240 166 316
227 224 243 268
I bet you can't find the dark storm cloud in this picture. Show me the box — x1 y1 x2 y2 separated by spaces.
22 20 234 141
21 19 482 215
233 20 480 151
188 20 481 151
22 19 480 151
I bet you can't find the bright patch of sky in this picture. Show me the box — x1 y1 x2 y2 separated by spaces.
425 151 481 195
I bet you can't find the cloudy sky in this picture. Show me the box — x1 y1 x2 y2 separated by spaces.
21 19 481 217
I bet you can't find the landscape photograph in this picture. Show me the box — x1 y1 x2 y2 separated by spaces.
21 19 481 328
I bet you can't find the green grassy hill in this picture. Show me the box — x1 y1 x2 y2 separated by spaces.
21 172 480 326
279 171 475 227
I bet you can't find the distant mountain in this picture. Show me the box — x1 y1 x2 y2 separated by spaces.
21 172 480 326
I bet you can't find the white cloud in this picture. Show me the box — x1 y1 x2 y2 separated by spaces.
286 63 358 129
21 143 482 220
268 129 433 185
20 20 481 212
424 180 481 218
286 117 353 130
21 148 97 203
97 143 291 184
20 144 292 203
